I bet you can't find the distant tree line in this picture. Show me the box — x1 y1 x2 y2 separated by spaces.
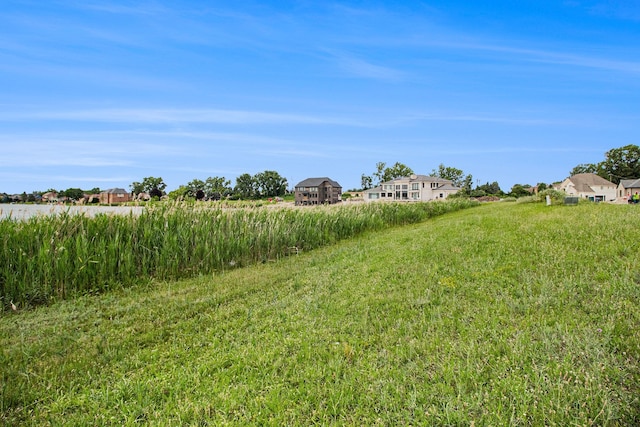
131 170 289 201
0 171 289 204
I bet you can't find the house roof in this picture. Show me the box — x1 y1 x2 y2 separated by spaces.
568 173 615 187
295 177 341 188
102 188 128 194
381 174 453 185
436 183 461 191
574 183 595 193
619 178 640 189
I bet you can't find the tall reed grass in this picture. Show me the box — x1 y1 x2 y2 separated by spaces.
1 199 477 308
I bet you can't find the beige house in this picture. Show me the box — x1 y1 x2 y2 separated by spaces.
364 174 460 202
617 178 640 203
554 173 616 202
41 191 58 203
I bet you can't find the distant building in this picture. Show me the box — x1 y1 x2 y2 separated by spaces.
617 178 640 203
554 173 616 202
99 188 131 204
294 178 342 205
363 174 460 202
42 192 58 203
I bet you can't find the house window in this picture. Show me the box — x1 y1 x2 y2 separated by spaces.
402 185 408 190
402 192 408 199
395 185 400 190
388 193 392 198
412 183 419 190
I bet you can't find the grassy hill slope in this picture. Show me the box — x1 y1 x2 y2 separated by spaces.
2 202 639 425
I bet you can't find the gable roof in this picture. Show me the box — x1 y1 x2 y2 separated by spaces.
102 188 128 194
619 178 640 189
568 173 615 187
436 183 461 191
295 177 341 188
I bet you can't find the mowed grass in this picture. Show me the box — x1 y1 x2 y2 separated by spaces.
1 201 639 425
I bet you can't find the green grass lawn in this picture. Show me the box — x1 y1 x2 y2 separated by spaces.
2 202 639 425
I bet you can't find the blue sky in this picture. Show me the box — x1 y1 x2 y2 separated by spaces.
1 0 639 194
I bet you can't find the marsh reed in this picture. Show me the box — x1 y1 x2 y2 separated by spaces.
1 199 477 307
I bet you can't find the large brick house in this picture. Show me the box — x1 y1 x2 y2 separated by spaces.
294 177 342 206
363 174 460 202
99 188 131 204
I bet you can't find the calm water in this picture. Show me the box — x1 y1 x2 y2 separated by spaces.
0 204 145 220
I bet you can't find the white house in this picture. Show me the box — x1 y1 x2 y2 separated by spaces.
363 174 460 202
617 178 640 203
554 173 617 202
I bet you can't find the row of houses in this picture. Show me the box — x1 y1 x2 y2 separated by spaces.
7 173 638 207
37 188 132 204
553 173 640 203
295 172 640 206
293 175 461 205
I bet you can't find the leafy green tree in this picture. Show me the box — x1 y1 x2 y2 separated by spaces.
167 185 190 200
204 176 232 200
234 173 258 199
462 174 474 194
361 174 373 190
186 179 206 199
596 144 640 184
570 145 640 184
255 170 288 198
369 161 415 185
130 177 167 196
384 162 414 182
372 162 387 185
509 184 532 198
570 163 597 176
472 181 503 197
430 164 467 188
61 188 85 200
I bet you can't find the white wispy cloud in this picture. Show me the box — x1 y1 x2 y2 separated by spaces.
0 170 134 185
453 42 640 74
3 103 581 127
336 55 406 81
0 138 180 168
0 108 373 126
